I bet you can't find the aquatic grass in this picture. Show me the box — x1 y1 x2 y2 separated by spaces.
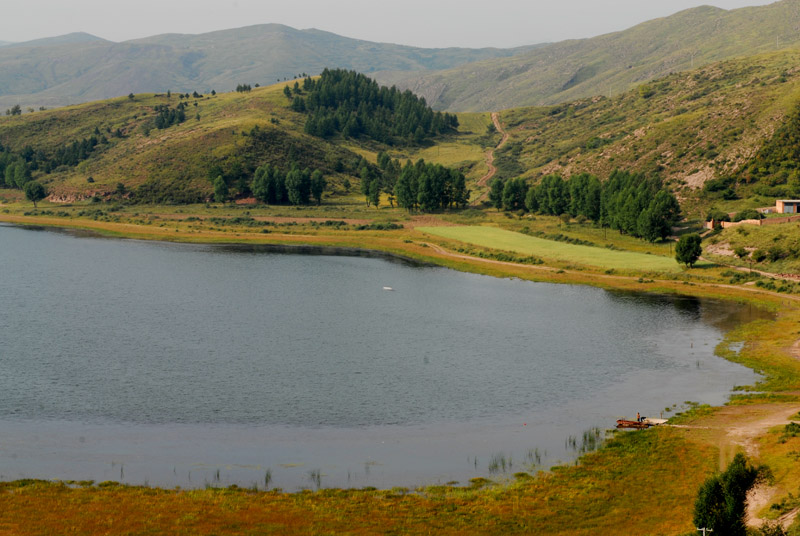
264 468 272 489
488 453 512 474
308 469 322 490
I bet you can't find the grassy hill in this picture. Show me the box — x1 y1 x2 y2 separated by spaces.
0 80 492 203
0 25 537 112
378 0 800 111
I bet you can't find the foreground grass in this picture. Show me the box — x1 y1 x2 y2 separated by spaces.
0 429 713 536
418 225 684 272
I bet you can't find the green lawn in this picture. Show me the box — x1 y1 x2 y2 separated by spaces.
418 225 683 272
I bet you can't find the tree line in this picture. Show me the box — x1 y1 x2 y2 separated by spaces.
489 169 681 242
289 69 458 146
393 159 469 211
0 133 106 187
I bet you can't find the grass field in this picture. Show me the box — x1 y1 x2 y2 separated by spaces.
417 225 684 272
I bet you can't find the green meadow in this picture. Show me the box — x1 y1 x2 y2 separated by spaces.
418 225 683 272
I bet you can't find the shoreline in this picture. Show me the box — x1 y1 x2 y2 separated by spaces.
2 212 798 306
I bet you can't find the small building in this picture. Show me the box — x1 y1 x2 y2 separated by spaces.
776 200 800 214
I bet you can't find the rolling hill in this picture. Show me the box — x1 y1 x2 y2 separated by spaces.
378 0 800 111
487 48 800 212
0 75 493 204
0 25 538 112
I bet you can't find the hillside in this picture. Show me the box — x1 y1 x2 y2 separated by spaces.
485 50 800 212
5 49 800 210
378 0 800 111
0 77 491 204
0 25 537 112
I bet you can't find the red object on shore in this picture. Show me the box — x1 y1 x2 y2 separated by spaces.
616 419 650 429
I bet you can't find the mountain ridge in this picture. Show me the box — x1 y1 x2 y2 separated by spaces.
0 24 540 111
376 0 800 111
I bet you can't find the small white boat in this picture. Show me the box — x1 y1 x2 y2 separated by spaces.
383 286 394 291
643 418 668 426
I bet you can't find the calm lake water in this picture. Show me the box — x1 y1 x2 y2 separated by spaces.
0 223 766 490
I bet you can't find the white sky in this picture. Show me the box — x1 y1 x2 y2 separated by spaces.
1 0 778 48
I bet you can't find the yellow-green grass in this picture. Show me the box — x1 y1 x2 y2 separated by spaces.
705 223 800 274
418 225 685 272
0 428 715 536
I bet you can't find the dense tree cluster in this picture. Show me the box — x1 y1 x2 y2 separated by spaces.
490 169 681 242
394 159 469 211
153 103 186 129
293 69 458 145
235 84 252 93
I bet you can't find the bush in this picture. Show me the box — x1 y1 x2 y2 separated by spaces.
732 208 763 222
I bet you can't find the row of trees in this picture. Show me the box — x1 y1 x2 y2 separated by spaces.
291 69 458 146
350 152 468 211
489 170 681 242
212 163 326 206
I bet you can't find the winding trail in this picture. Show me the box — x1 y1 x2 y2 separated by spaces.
474 112 510 205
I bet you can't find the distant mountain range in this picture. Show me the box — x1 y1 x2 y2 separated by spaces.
377 0 800 111
3 0 800 113
0 25 539 111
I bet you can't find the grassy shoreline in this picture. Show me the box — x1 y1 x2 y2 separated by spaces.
2 209 800 535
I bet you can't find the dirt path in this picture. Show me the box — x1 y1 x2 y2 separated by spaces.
474 112 510 205
700 255 800 283
724 405 800 529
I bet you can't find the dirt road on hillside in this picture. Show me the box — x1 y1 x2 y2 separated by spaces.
474 112 510 205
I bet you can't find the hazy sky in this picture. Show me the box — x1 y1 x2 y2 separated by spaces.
2 0 777 48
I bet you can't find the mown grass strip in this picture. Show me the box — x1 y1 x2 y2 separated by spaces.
418 225 683 272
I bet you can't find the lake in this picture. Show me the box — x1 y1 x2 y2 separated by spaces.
0 223 765 490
